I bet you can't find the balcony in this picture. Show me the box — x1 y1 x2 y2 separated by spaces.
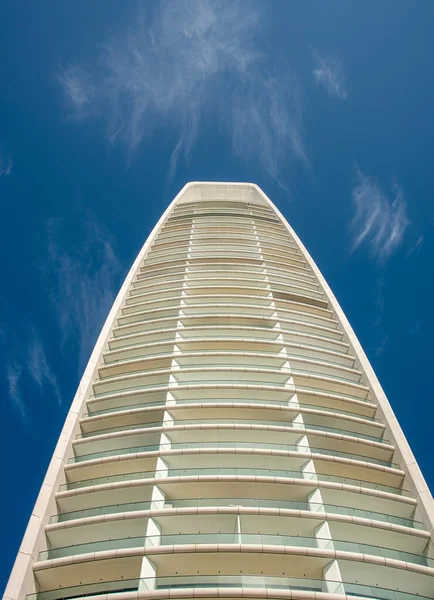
27 576 434 600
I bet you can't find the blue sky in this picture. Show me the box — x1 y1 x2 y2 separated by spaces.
1 0 434 590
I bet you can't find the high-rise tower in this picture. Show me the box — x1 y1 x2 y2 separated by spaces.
4 183 434 600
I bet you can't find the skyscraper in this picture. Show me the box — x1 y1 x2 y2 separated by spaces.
4 182 434 600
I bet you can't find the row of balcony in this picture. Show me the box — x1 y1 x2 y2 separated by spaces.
39 533 433 567
90 371 370 406
71 422 393 463
49 498 423 529
83 389 379 432
62 460 407 497
120 299 335 329
69 441 397 469
103 340 353 370
97 353 361 385
77 418 384 443
154 219 297 234
27 574 434 600
138 263 316 288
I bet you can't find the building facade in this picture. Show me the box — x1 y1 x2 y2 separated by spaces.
4 182 434 600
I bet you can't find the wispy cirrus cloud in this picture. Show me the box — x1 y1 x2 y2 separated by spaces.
371 276 389 357
0 152 12 176
1 327 60 425
6 363 26 421
28 332 62 406
406 233 424 257
313 51 347 100
59 0 306 185
1 212 120 423
46 214 122 370
59 65 95 114
375 332 389 357
350 167 410 263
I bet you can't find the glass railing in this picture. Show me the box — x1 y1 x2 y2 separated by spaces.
71 441 303 463
27 578 140 600
114 320 343 342
39 533 433 568
49 501 156 523
101 340 354 370
102 346 352 369
173 365 362 388
130 285 322 302
96 365 295 381
145 533 319 548
314 472 408 495
167 498 422 529
83 396 379 424
59 467 306 491
27 575 433 600
49 497 423 530
297 384 374 405
90 380 375 407
39 535 146 559
61 467 408 495
104 344 354 370
76 421 163 438
293 367 366 387
299 401 378 421
147 534 433 566
305 421 385 441
97 364 298 379
100 359 362 389
319 503 423 528
69 444 160 463
70 441 397 469
77 418 386 443
178 468 408 495
83 399 165 418
111 318 342 343
332 539 433 566
106 334 341 357
307 446 396 468
173 396 293 407
91 380 299 398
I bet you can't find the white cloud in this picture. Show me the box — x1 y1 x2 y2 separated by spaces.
406 233 424 257
375 332 389 357
28 331 62 406
350 167 410 263
6 363 26 421
46 214 122 370
0 153 12 176
59 0 306 185
1 329 60 424
313 51 347 100
58 66 96 114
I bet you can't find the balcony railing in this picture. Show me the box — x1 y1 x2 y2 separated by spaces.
27 575 433 600
76 418 386 443
49 497 423 530
39 533 433 568
70 441 397 469
60 467 409 495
